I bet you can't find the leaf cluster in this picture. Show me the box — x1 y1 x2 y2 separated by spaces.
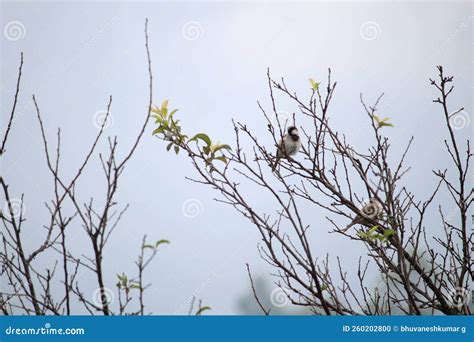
357 225 396 242
151 100 232 168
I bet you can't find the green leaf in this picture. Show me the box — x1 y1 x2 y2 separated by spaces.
373 115 394 128
169 109 179 118
214 156 228 164
377 231 395 242
195 306 212 316
152 127 165 135
151 106 161 115
368 225 379 234
189 133 212 147
161 99 169 117
116 273 128 287
151 114 163 123
130 284 141 290
357 225 380 240
166 142 174 151
143 244 155 249
174 145 180 155
211 143 232 153
309 78 320 91
155 239 170 248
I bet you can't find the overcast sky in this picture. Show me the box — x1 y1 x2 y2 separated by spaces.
1 0 472 314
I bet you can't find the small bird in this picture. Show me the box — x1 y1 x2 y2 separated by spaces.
341 198 383 232
272 126 301 171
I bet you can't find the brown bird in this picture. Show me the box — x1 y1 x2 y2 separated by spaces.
272 126 301 171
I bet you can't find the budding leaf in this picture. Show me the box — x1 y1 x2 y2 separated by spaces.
152 127 165 136
161 99 169 117
368 225 379 234
155 239 170 248
151 114 163 123
151 106 161 115
116 273 128 287
383 229 396 239
169 109 179 118
211 143 232 153
373 115 394 128
309 78 320 91
214 156 228 164
195 306 212 316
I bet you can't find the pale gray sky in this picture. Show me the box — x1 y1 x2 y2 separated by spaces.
1 0 472 314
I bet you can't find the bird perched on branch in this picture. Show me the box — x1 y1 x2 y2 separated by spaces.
272 126 301 171
341 198 383 232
